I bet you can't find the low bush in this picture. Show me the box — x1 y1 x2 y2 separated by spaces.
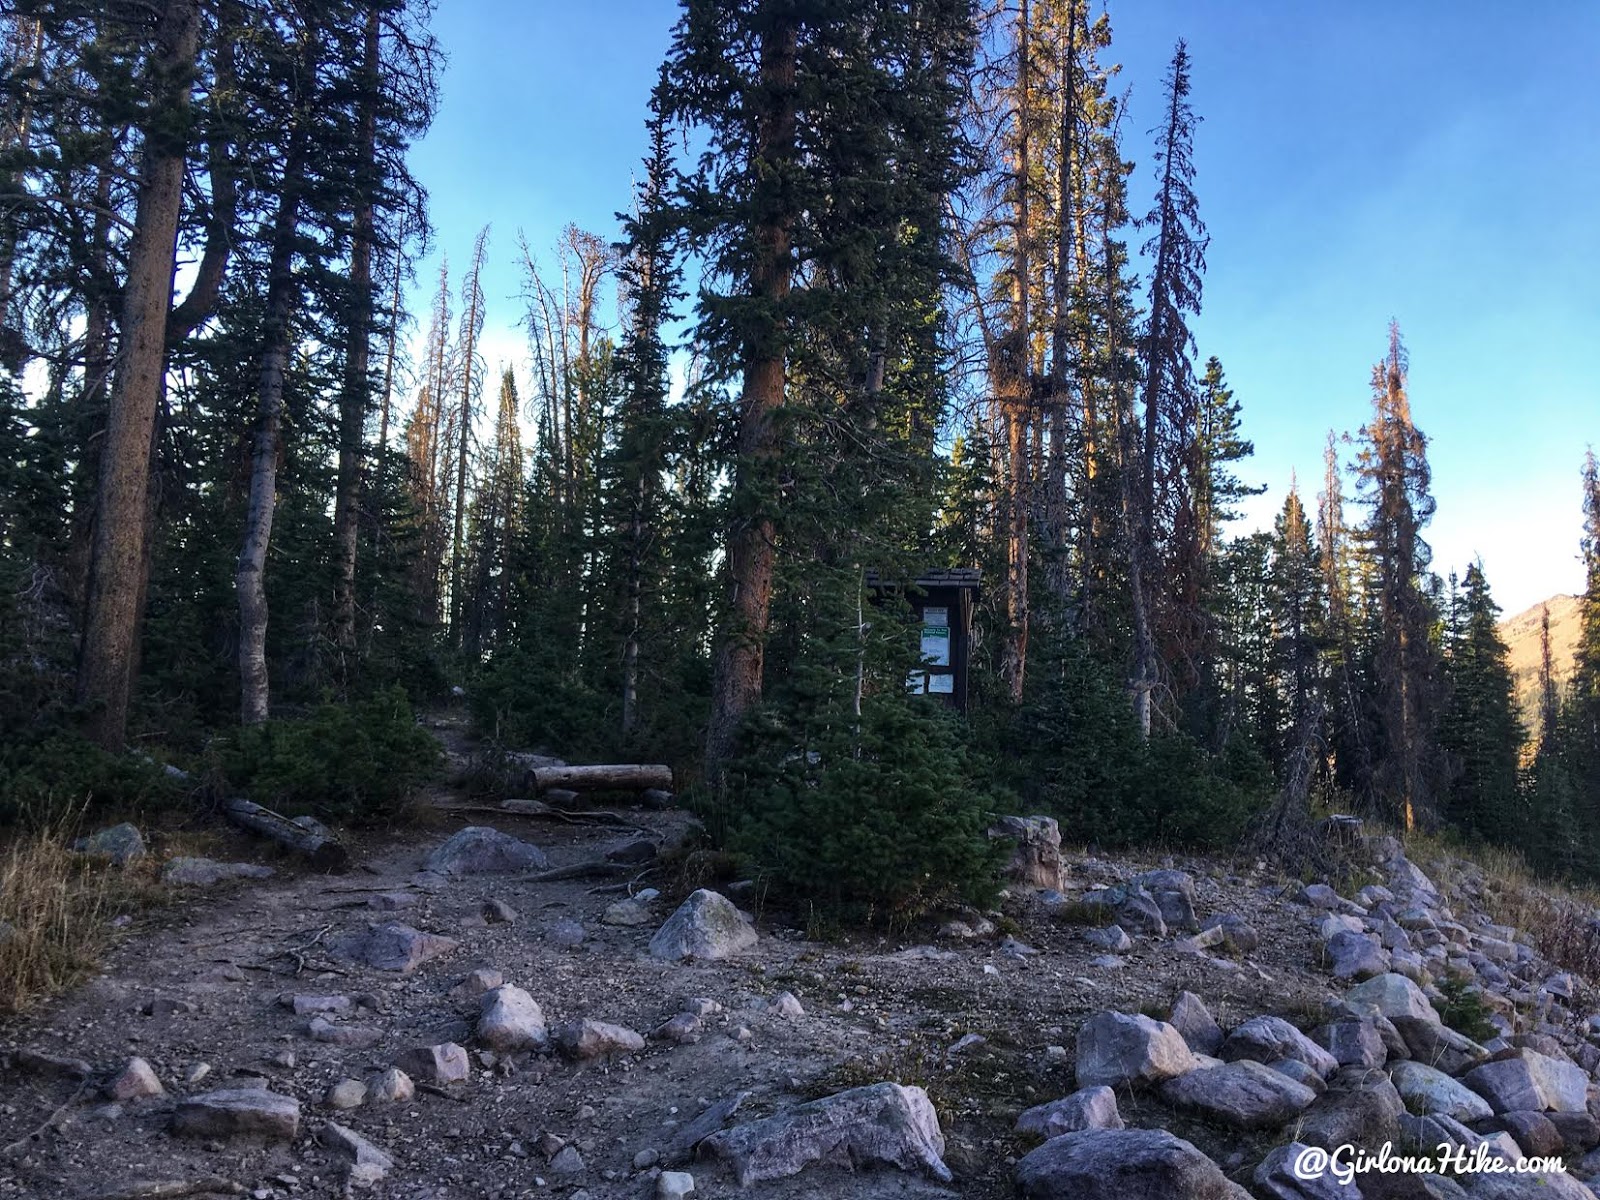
0 732 184 828
214 686 441 825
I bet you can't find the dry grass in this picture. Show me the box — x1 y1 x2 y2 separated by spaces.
0 824 117 1014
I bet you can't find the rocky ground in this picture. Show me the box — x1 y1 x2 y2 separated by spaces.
4 718 1600 1200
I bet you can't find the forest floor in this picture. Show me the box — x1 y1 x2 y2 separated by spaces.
0 713 1399 1200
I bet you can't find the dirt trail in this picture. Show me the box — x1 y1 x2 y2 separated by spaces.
0 716 1340 1200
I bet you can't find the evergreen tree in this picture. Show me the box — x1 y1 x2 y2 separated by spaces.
1440 562 1524 842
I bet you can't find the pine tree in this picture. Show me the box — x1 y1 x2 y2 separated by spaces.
1440 562 1524 842
1354 323 1447 831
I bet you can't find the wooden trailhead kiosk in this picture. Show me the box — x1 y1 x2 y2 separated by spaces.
865 568 979 712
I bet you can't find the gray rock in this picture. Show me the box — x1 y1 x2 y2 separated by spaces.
341 922 459 974
105 1057 162 1101
161 857 274 887
423 825 548 875
1463 1048 1589 1114
988 815 1065 890
1076 1011 1197 1089
604 899 654 927
1270 1058 1328 1094
11 1048 92 1079
606 837 659 865
550 1145 585 1176
365 1067 413 1103
477 984 547 1051
450 967 504 999
1015 1128 1252 1200
1547 1110 1600 1153
1296 1075 1404 1149
1169 991 1224 1056
657 1171 695 1200
1199 913 1260 954
771 991 804 1019
1389 1059 1494 1121
650 1012 703 1044
320 1122 394 1187
324 1078 367 1109
665 1092 749 1163
1084 925 1133 953
307 1016 383 1047
1016 1085 1124 1138
1397 1017 1488 1074
1081 885 1167 937
648 889 758 961
1299 883 1344 909
545 918 586 946
1313 1017 1388 1069
1344 973 1441 1025
1254 1142 1362 1200
1327 930 1391 981
702 1082 949 1186
553 1019 645 1060
395 1042 469 1085
1136 869 1200 932
73 823 146 865
1496 1110 1564 1157
1160 1060 1317 1130
172 1088 299 1141
1220 1016 1339 1078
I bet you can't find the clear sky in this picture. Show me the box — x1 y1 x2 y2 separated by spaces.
404 1 1600 617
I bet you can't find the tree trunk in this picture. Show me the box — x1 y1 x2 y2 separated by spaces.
222 798 349 871
332 6 381 667
703 12 797 781
449 229 487 645
237 95 312 724
76 0 201 750
531 764 673 793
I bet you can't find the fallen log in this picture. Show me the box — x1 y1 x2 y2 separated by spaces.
222 798 349 873
529 764 672 793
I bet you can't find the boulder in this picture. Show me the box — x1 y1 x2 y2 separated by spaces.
1081 886 1167 938
319 1122 394 1187
1159 1060 1317 1130
1459 1168 1594 1199
1084 925 1132 953
1388 1060 1493 1122
1327 930 1391 981
988 816 1065 890
1015 1128 1252 1200
1220 1016 1339 1078
1169 991 1224 1057
340 922 459 974
648 890 758 961
701 1082 950 1186
1270 1058 1327 1094
1015 1085 1124 1138
477 985 547 1051
1546 1110 1600 1153
161 857 273 887
1136 869 1200 932
394 1042 469 1085
1313 1017 1388 1069
1199 913 1260 954
1296 1075 1404 1149
552 1019 645 1061
1344 973 1441 1025
657 1172 695 1200
1495 1110 1564 1157
1254 1142 1363 1200
365 1067 413 1103
1463 1049 1589 1114
73 823 147 865
423 825 547 875
1075 1011 1197 1089
1397 1019 1488 1075
172 1088 299 1141
105 1057 163 1101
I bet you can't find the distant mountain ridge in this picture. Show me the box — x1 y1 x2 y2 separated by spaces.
1498 593 1582 740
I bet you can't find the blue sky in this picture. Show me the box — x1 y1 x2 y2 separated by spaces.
405 1 1599 616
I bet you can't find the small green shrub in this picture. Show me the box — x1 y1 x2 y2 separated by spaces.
215 687 441 825
1434 976 1498 1043
0 732 184 827
720 693 1005 926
